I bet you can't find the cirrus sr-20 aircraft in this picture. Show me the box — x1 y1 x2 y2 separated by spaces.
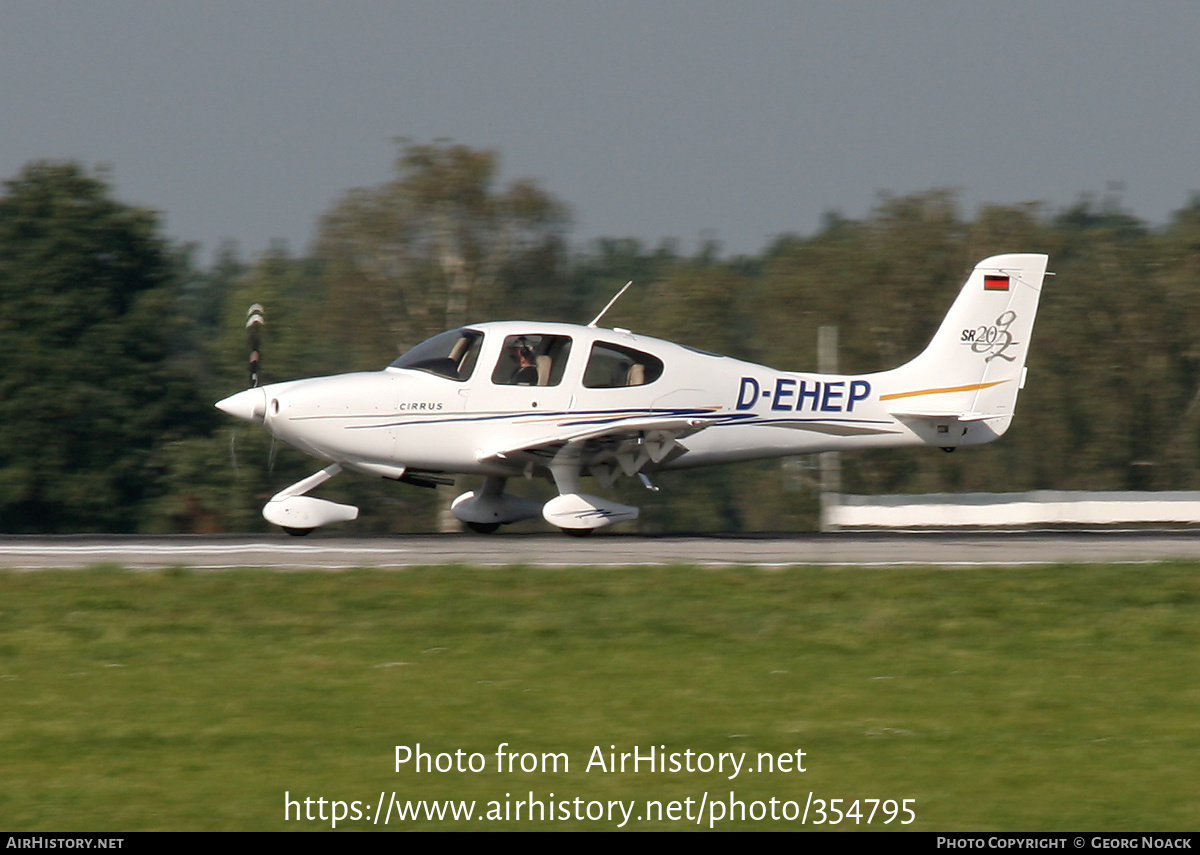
216 253 1048 535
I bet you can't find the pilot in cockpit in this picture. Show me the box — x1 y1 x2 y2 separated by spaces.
509 344 538 385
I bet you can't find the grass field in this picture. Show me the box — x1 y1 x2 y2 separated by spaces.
0 562 1197 830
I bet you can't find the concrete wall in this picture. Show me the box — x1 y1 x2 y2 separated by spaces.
830 491 1200 528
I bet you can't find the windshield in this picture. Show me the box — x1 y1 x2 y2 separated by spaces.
389 329 483 381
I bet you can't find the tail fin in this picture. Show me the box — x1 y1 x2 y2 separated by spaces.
881 253 1048 446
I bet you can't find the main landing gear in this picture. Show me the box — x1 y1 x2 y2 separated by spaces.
451 454 639 536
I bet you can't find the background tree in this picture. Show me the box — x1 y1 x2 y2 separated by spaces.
312 141 571 371
0 162 210 531
8 150 1200 534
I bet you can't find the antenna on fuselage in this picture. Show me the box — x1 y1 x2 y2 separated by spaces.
587 281 633 328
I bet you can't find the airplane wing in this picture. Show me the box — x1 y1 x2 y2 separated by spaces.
475 414 720 482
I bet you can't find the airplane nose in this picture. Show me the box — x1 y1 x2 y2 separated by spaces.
216 388 267 425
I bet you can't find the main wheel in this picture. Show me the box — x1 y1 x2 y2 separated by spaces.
561 527 593 538
465 521 501 534
282 527 315 537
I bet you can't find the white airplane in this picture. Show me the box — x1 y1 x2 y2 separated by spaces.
217 253 1048 535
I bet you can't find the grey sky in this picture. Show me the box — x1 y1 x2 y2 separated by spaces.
3 2 1198 260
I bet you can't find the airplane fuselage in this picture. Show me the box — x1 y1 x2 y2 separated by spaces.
242 322 958 481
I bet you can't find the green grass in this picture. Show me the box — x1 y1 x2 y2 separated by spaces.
1 562 1197 830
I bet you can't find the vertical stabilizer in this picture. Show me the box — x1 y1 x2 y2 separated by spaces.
881 253 1048 444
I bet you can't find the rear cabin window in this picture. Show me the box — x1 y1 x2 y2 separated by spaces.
582 342 663 388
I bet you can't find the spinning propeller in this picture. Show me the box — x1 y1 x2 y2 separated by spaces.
246 303 265 388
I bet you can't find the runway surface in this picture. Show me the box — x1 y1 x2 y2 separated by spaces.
2 530 1199 569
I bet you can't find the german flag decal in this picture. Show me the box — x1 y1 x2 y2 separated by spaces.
984 274 1010 291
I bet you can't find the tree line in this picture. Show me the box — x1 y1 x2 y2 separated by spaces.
3 145 1199 533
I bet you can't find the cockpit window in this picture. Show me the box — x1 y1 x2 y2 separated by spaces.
582 341 664 388
390 329 483 381
491 334 573 386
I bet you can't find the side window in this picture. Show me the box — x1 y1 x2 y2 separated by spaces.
583 342 664 388
490 334 573 386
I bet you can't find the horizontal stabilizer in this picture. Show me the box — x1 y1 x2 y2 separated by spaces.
889 410 1000 423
